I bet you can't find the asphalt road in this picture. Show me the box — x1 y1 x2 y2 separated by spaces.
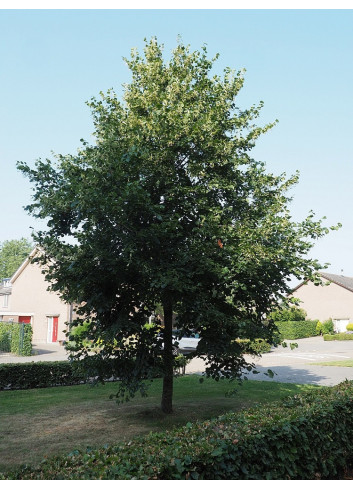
186 337 353 386
1 336 353 387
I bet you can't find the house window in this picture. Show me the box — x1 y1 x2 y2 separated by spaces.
3 295 8 307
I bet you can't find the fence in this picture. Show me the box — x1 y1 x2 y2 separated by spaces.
0 322 33 356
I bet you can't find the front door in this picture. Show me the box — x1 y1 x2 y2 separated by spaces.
47 316 59 343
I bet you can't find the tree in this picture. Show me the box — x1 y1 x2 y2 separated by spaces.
17 38 337 413
0 238 33 280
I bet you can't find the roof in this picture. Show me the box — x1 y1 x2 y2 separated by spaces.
319 272 353 293
292 272 353 294
10 247 39 284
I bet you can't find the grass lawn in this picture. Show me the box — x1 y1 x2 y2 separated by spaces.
0 375 320 472
310 360 353 367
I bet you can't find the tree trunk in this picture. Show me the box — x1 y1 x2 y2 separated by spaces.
161 300 174 414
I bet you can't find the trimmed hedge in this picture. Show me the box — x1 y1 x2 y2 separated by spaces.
2 381 353 480
275 320 318 340
236 338 272 354
0 355 192 391
324 333 353 341
0 361 85 390
0 322 32 356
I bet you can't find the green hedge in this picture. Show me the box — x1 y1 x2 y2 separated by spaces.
275 320 318 340
0 355 191 391
2 381 353 480
0 361 86 390
323 333 353 341
236 338 272 354
0 322 32 356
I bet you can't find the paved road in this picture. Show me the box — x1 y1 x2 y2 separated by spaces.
2 337 353 386
186 337 353 386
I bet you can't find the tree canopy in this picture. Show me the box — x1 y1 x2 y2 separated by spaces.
0 238 33 280
17 38 337 413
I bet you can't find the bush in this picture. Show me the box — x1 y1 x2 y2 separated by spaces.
0 322 32 356
0 353 190 391
316 321 323 335
0 361 86 390
275 320 319 340
346 324 353 331
236 338 272 355
322 319 334 334
316 319 334 336
270 306 307 322
323 333 353 341
3 381 353 480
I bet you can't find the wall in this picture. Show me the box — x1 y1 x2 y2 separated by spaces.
2 260 69 343
292 280 353 323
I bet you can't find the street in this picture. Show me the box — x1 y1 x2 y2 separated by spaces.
2 336 353 387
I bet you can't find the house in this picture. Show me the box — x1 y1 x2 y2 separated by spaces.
0 248 73 344
291 272 353 332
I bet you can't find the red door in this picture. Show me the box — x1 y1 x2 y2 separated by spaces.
52 317 58 342
19 316 31 324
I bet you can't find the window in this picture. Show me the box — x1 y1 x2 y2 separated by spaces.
3 295 8 307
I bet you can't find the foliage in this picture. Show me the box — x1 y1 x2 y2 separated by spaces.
346 323 353 331
275 320 319 340
0 238 32 280
316 319 334 335
236 337 272 354
0 322 32 356
0 354 190 391
17 38 337 413
322 318 334 334
68 322 95 349
2 381 353 480
316 320 323 335
0 361 86 390
323 333 353 341
270 306 307 322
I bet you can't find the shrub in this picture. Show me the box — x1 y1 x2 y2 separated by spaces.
0 354 190 391
322 319 334 334
270 306 307 322
0 322 32 356
316 321 323 335
346 324 353 331
275 320 318 340
3 381 353 480
0 361 86 390
236 338 272 355
323 333 353 341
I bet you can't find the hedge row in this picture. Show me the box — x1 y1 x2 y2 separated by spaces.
2 381 353 480
0 361 85 390
0 322 32 356
323 333 353 341
0 354 191 391
275 320 318 340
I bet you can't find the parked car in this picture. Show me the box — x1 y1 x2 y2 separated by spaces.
172 330 200 354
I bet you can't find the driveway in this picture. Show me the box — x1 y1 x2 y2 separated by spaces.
1 337 353 387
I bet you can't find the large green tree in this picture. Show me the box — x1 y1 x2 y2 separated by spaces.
0 238 33 280
18 39 336 413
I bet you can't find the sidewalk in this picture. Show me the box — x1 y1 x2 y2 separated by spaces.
0 343 69 363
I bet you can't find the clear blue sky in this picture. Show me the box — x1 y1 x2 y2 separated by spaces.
1 9 352 276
